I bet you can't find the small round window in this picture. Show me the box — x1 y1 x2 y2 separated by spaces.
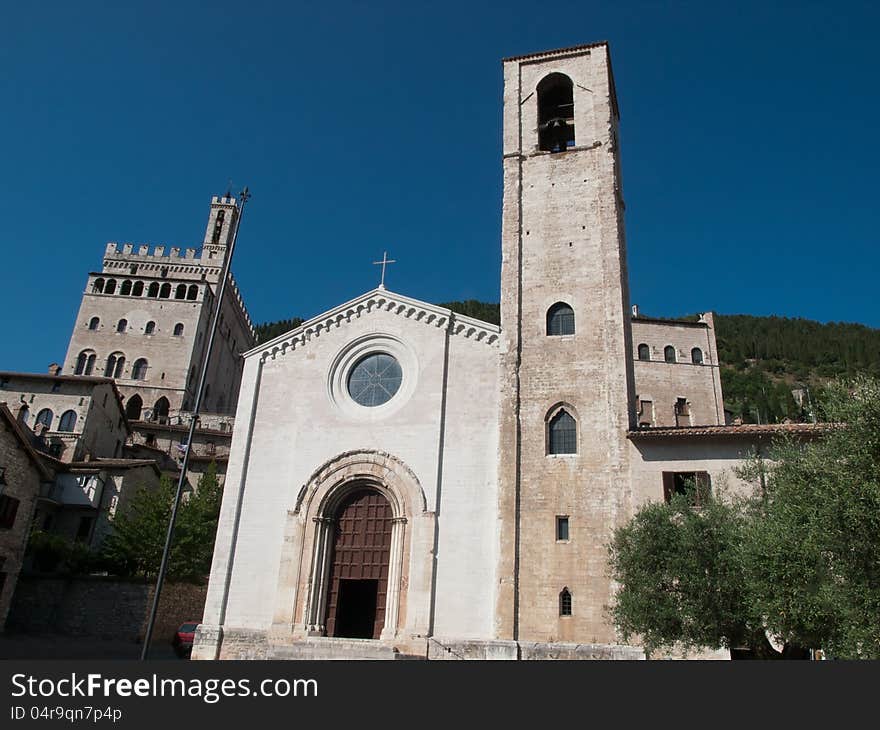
347 353 402 407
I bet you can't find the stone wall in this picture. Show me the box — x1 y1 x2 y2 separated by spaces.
6 575 206 645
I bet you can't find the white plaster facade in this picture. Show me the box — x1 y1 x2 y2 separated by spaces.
194 42 813 661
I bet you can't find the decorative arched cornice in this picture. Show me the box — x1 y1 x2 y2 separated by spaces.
545 400 579 423
249 288 500 363
293 449 429 520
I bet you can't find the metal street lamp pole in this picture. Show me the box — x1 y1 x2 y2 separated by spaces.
140 187 251 660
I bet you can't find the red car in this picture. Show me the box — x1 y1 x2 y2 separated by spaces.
172 622 199 657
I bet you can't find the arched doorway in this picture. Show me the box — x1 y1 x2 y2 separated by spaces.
125 394 143 421
324 489 392 639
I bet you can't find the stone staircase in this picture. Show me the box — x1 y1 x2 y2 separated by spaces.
267 637 425 660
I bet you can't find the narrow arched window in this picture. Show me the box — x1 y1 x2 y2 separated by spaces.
547 302 575 336
132 281 144 296
35 408 54 429
212 209 225 244
88 316 100 331
105 352 125 378
637 343 650 361
92 278 105 294
116 319 127 333
548 409 577 455
148 282 160 298
145 321 156 335
159 283 171 299
58 410 77 432
105 279 117 295
175 284 187 299
75 351 87 375
173 323 184 336
664 345 676 363
85 353 96 375
559 588 572 616
153 397 170 423
187 284 198 301
121 280 132 295
132 358 148 380
691 347 703 365
125 394 142 420
538 73 575 152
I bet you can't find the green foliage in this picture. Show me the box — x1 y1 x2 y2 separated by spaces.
740 377 880 659
26 530 101 574
100 463 223 581
610 377 880 658
437 300 500 326
608 488 765 656
254 317 304 344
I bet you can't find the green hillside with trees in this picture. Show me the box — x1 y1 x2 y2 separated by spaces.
255 303 880 425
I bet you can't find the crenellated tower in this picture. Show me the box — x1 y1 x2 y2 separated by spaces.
63 195 255 426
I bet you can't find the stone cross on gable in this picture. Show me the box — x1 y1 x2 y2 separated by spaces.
373 251 396 289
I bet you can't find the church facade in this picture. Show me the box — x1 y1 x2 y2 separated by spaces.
193 43 791 660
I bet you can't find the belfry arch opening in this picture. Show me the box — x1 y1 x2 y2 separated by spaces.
324 488 393 640
537 73 575 152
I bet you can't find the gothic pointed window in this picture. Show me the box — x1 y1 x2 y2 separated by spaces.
153 397 170 424
559 588 572 616
547 302 575 336
538 73 575 152
132 281 144 297
58 410 77 432
125 394 142 420
145 321 156 335
132 358 148 380
175 284 187 299
113 355 125 378
35 408 54 430
691 347 703 365
637 343 650 361
548 408 577 455
88 316 100 331
664 345 676 363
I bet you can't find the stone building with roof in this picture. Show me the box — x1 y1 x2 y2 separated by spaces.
191 43 822 661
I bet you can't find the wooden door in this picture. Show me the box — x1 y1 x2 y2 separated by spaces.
325 490 392 639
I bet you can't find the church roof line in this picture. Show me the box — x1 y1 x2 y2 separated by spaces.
247 288 501 361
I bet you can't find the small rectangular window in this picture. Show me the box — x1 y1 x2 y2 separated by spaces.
638 399 653 427
76 516 93 542
662 471 711 506
556 516 570 541
0 495 20 529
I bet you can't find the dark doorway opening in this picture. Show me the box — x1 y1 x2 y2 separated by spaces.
334 579 379 639
324 489 392 640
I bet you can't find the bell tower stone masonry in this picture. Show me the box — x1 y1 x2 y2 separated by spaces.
497 43 636 644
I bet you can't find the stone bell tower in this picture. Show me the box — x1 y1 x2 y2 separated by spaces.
496 43 637 644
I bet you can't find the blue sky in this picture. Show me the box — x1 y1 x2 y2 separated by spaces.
1 1 878 373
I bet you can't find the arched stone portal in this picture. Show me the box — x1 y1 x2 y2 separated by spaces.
325 488 392 639
270 450 434 645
